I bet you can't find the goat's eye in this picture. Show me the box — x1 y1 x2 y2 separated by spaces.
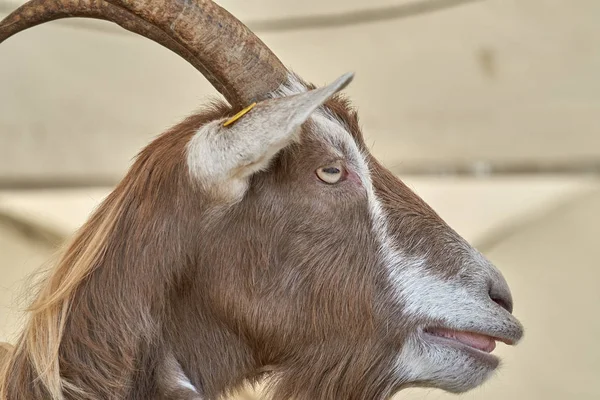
316 164 344 184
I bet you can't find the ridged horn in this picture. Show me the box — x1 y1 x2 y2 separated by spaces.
0 0 289 107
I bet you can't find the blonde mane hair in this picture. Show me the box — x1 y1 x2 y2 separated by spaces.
0 189 127 400
0 343 13 371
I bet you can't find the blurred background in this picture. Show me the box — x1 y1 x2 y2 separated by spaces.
0 0 599 398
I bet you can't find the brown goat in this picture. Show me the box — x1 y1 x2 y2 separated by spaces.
0 1 523 399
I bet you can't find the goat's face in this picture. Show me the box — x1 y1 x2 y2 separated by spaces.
183 74 523 396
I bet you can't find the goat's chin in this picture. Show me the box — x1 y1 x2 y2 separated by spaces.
394 336 499 394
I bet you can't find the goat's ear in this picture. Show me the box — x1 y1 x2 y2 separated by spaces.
187 72 354 200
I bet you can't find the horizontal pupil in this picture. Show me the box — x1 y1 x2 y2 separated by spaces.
322 167 340 174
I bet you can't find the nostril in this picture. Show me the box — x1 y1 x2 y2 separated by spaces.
488 279 514 314
490 295 512 314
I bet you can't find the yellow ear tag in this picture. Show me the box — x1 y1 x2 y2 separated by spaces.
223 102 257 127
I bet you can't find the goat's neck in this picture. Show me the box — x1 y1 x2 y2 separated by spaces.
163 283 259 399
54 188 201 398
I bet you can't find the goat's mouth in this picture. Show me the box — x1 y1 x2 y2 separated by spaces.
422 327 513 356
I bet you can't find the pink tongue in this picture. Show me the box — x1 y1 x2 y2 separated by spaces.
431 329 496 353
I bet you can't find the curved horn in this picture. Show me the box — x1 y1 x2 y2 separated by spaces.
0 0 288 107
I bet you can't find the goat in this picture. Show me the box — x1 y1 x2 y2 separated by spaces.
0 1 523 399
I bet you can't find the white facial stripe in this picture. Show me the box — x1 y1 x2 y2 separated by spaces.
271 74 438 316
309 112 422 311
309 99 493 390
270 74 524 393
312 113 367 177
